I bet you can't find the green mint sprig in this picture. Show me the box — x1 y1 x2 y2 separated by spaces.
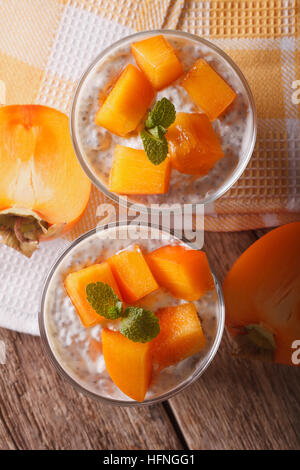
86 282 123 320
120 307 160 343
86 283 160 343
141 98 176 166
141 129 168 166
145 97 176 129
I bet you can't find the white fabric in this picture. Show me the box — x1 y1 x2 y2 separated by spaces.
0 239 70 335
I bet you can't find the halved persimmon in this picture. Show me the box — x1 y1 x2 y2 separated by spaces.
0 105 91 256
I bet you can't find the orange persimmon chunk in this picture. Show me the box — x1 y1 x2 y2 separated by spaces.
102 328 152 402
146 245 214 301
64 262 123 327
0 105 91 230
108 244 159 303
181 58 237 121
95 64 155 136
131 35 183 90
223 222 300 366
166 112 224 175
109 145 171 194
151 303 206 369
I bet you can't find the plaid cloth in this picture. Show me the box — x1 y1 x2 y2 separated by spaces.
0 0 299 233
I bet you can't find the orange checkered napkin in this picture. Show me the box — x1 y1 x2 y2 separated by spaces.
0 0 299 235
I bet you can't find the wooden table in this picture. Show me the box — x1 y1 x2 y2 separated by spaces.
0 230 299 450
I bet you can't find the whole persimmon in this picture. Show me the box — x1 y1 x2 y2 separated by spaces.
223 222 300 366
0 105 91 256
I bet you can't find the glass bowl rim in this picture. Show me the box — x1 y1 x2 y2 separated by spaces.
69 29 257 214
39 220 225 407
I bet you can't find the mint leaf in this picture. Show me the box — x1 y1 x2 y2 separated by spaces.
120 307 160 343
149 125 166 139
141 129 168 165
146 97 176 129
86 282 123 320
141 97 176 165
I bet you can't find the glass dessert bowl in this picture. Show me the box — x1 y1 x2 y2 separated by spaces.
39 222 225 406
70 30 256 213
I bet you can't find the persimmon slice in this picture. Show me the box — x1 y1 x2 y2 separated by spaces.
109 145 171 195
181 58 236 121
108 244 159 303
166 112 224 175
131 35 183 90
95 64 155 136
64 262 123 328
146 245 214 301
102 328 152 402
0 105 91 256
151 303 206 370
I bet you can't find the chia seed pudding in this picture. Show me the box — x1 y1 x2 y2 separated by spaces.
42 225 224 403
72 31 255 208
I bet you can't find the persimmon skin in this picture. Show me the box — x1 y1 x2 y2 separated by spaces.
223 222 300 366
0 105 91 234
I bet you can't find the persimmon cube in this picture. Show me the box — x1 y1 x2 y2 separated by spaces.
146 245 214 301
151 303 206 369
131 35 183 90
108 245 159 303
102 328 152 402
166 112 224 175
181 58 237 121
109 145 171 194
95 64 155 136
64 262 122 327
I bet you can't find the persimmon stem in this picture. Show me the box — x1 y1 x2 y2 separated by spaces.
232 323 275 362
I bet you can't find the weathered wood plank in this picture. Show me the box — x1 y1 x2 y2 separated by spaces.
169 230 300 450
0 329 182 450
